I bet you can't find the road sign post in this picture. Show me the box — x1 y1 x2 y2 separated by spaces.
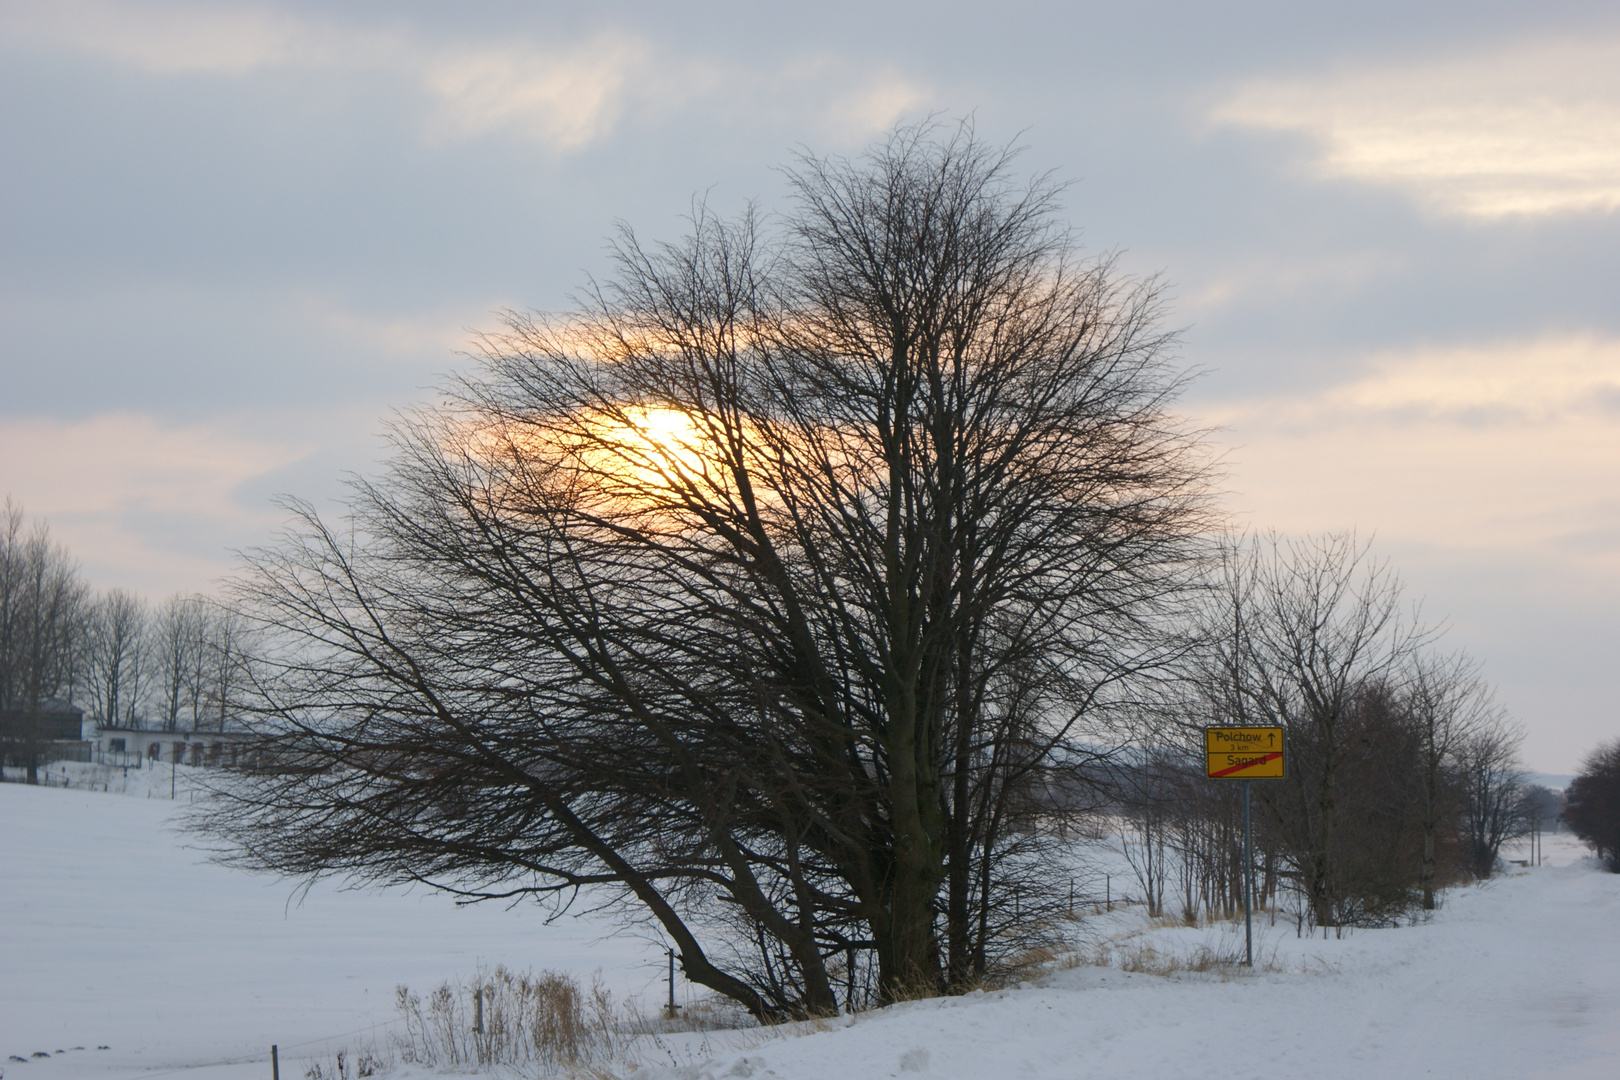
1205 726 1285 967
1242 779 1252 966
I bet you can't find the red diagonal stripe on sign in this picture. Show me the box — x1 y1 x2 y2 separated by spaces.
1211 751 1282 778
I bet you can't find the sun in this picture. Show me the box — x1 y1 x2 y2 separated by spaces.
598 406 715 494
629 407 701 452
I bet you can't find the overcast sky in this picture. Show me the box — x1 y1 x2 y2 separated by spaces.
3 0 1616 773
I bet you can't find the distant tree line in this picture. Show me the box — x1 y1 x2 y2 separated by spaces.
77 587 246 734
0 499 83 782
1 498 246 781
1565 738 1620 872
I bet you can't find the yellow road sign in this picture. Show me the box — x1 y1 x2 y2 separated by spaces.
1205 726 1285 780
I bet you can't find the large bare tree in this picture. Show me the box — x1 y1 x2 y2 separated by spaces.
195 124 1212 1015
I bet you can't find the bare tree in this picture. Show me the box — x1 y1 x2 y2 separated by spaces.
152 594 204 732
1199 532 1427 928
183 598 215 728
1113 736 1190 919
0 498 89 782
1452 718 1527 879
0 499 27 715
83 588 149 727
195 123 1213 1016
1517 784 1561 865
146 595 249 737
1403 651 1499 908
205 603 245 732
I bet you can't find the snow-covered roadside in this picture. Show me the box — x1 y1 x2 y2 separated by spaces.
637 832 1618 1080
4 778 1616 1080
0 783 669 1080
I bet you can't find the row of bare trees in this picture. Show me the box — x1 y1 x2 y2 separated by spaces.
1 500 86 782
1 499 244 781
79 588 244 733
1116 532 1533 930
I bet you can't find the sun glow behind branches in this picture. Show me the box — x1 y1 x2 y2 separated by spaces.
453 394 745 520
578 405 722 502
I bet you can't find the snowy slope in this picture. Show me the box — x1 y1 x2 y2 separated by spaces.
4 779 1617 1080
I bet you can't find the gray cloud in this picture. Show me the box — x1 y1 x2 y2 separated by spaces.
2 0 1616 769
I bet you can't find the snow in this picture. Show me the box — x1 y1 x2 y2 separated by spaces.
4 774 1618 1080
0 774 670 1079
694 850 1620 1079
638 836 1620 1080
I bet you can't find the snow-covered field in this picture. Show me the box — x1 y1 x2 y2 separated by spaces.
4 772 1617 1080
1 772 665 1080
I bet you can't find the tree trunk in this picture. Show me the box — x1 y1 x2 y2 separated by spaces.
1419 782 1438 911
879 707 945 999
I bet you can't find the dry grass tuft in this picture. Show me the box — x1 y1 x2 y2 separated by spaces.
389 966 774 1078
394 964 625 1073
1080 932 1286 978
299 1046 389 1080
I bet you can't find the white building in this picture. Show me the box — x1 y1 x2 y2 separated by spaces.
93 725 258 769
